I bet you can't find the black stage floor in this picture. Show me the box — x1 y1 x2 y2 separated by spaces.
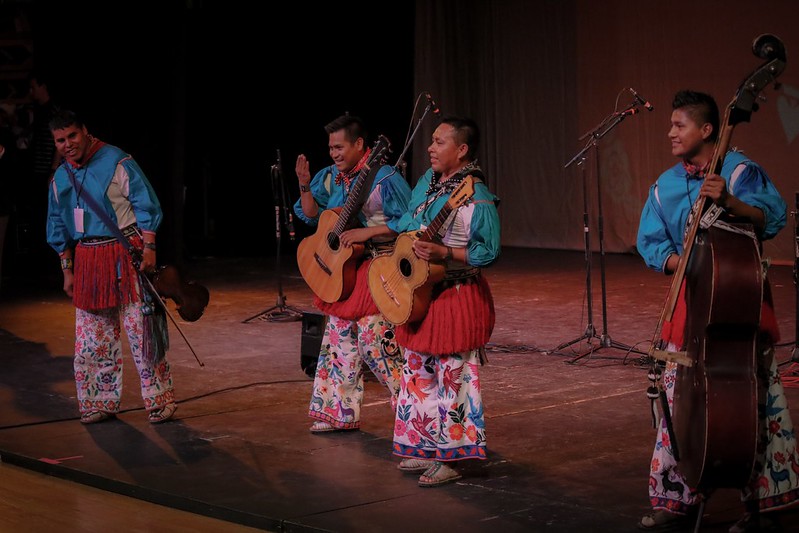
1 247 798 532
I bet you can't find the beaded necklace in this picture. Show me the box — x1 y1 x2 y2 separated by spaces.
416 160 481 217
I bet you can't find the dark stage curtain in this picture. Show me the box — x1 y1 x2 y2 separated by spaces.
413 0 799 263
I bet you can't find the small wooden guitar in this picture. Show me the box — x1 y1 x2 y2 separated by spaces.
297 135 391 303
368 175 476 325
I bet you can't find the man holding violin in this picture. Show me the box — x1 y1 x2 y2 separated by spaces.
636 90 797 532
46 109 177 425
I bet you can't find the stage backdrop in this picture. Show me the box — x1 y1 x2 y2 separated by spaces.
412 0 798 264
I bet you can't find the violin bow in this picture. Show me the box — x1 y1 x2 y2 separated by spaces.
130 249 205 368
139 271 205 367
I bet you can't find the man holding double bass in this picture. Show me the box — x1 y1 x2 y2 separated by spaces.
636 89 798 531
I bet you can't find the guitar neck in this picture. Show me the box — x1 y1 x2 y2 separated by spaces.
333 158 387 236
417 203 455 242
333 171 369 234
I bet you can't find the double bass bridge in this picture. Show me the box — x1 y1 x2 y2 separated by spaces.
651 348 693 367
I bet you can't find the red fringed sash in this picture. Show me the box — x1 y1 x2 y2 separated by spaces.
73 234 143 311
314 259 379 320
395 274 495 355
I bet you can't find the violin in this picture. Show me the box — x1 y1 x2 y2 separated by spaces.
151 264 210 322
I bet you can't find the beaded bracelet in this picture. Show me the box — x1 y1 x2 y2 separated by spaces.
60 258 73 270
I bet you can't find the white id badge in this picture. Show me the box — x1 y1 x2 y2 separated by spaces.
73 207 85 233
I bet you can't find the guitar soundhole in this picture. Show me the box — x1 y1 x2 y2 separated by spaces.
399 258 412 277
327 233 340 251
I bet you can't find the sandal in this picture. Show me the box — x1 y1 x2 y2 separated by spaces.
398 458 434 473
637 510 693 530
729 512 778 533
418 461 462 487
310 421 336 433
309 421 358 433
148 403 177 424
80 411 115 424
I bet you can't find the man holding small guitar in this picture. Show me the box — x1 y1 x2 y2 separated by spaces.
386 116 501 487
293 115 411 434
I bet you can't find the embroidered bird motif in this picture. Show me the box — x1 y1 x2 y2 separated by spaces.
406 375 435 402
442 365 463 396
410 412 436 441
466 393 485 429
765 391 785 417
467 362 481 392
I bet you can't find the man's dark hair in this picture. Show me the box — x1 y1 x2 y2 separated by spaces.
442 116 480 160
49 109 84 132
324 115 368 145
672 90 720 142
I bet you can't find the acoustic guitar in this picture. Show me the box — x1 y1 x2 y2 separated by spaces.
296 135 391 303
368 175 476 325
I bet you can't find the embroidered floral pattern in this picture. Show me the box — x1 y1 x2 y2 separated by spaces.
393 349 487 461
308 313 403 429
74 302 174 415
648 350 799 513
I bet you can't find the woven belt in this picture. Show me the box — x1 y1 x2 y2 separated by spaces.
79 225 139 246
435 267 481 291
443 266 480 281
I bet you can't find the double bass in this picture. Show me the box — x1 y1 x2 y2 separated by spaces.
650 34 786 491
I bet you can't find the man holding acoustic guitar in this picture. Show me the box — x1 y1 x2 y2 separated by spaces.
376 116 501 487
293 114 411 434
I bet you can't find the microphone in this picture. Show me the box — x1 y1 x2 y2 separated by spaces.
425 92 442 117
629 87 654 111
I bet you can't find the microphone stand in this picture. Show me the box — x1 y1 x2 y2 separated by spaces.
393 93 436 176
556 103 648 362
243 149 303 323
791 192 799 363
